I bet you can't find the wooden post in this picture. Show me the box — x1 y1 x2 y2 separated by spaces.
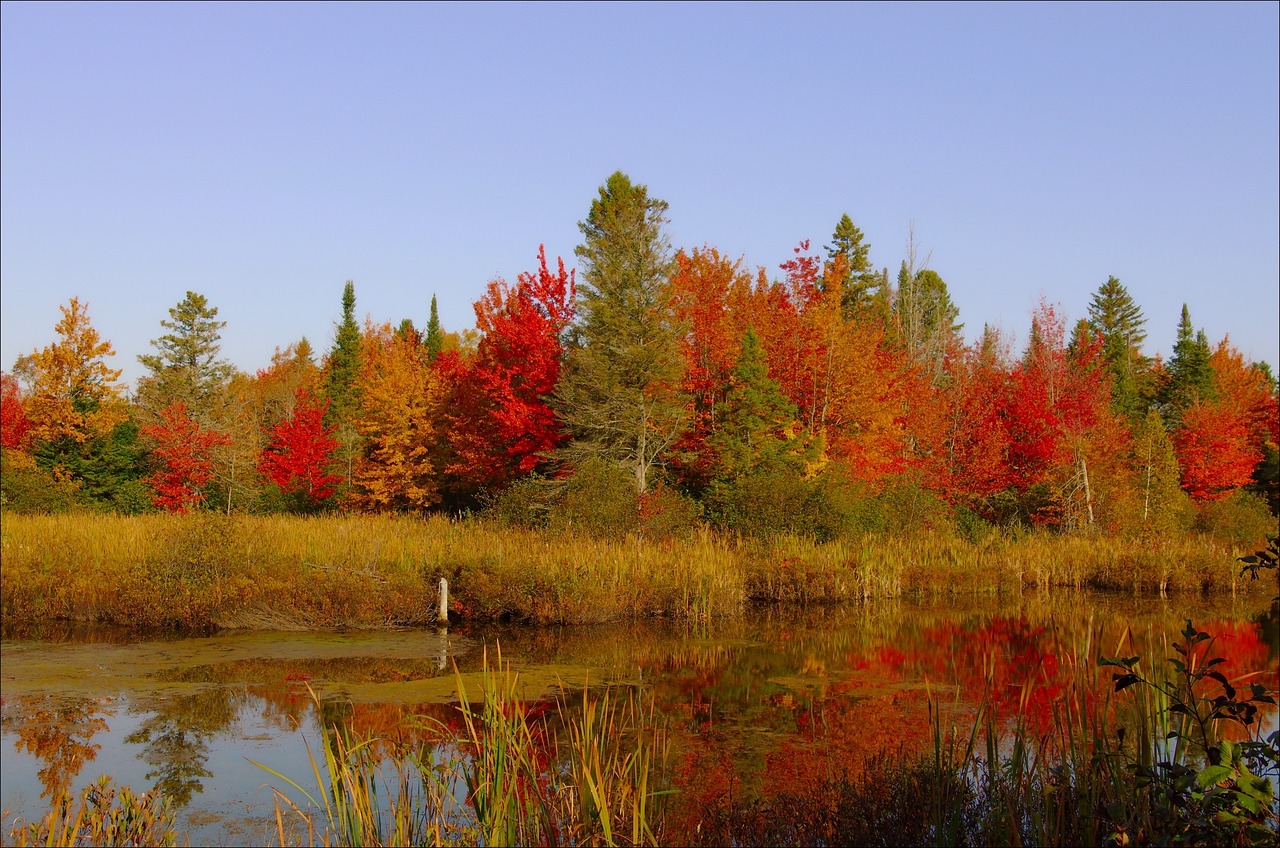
437 577 449 626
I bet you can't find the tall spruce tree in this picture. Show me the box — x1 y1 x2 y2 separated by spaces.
824 213 882 318
323 280 363 489
1086 276 1150 418
424 294 443 362
136 291 234 424
555 171 686 495
1163 303 1214 423
712 327 816 479
324 281 361 424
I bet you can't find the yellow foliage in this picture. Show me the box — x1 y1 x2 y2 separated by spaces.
349 322 445 512
13 297 126 447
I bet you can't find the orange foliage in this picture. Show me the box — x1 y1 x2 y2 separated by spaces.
349 322 445 512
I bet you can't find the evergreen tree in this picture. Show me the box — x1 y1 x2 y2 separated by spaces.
712 328 815 479
324 281 361 424
1086 276 1150 418
424 294 443 362
556 171 686 495
896 267 961 372
1163 303 1214 422
136 291 234 424
824 213 881 317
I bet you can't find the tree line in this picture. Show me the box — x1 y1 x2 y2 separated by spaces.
2 171 1276 538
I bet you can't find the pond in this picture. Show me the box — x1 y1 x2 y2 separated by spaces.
2 590 1276 845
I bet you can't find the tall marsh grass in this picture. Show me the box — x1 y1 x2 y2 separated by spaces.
254 646 671 847
0 512 1268 630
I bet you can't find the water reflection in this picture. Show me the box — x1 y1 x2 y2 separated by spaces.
1 592 1275 842
6 696 112 800
124 690 246 807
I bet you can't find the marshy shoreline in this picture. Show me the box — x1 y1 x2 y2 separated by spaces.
2 512 1273 634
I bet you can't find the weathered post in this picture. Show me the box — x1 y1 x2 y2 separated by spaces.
437 577 449 627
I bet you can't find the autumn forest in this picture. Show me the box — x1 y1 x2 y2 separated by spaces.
2 171 1277 544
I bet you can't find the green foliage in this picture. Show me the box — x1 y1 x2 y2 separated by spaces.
550 456 641 538
0 451 85 513
486 474 553 529
424 293 443 362
1163 303 1215 424
873 477 955 537
825 212 885 318
1087 275 1151 418
705 470 850 541
1193 489 1276 548
895 267 961 366
712 328 815 480
324 280 362 425
556 171 686 495
30 418 152 515
1098 620 1280 847
135 291 234 423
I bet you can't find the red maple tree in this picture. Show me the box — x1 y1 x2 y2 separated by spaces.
446 245 575 491
142 402 231 513
1 373 34 453
258 390 341 507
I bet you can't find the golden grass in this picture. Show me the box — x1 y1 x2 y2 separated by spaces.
0 512 1268 630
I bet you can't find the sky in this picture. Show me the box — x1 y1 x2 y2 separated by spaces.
3 2 1277 389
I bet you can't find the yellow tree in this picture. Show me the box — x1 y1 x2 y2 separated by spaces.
349 321 446 512
14 297 127 457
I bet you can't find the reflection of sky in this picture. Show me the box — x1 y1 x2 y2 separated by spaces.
2 597 1276 842
1 694 321 846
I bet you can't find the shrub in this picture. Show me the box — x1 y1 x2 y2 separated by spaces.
485 474 554 529
0 451 85 514
637 483 701 539
548 457 639 538
1195 490 1276 549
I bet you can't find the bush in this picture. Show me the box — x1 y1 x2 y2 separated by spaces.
549 457 639 538
705 471 856 541
0 452 86 514
1194 490 1276 548
870 477 954 537
637 483 701 539
485 474 554 529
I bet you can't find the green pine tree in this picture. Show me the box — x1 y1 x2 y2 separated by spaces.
324 281 362 424
136 291 235 424
555 171 686 495
824 213 882 318
424 294 443 362
1162 303 1214 425
712 328 816 479
1086 276 1151 419
323 281 363 490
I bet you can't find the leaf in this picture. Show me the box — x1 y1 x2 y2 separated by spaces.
1113 673 1141 692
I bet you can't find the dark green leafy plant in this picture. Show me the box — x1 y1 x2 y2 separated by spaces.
1100 618 1279 846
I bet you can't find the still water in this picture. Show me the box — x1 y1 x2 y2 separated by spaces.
3 591 1276 844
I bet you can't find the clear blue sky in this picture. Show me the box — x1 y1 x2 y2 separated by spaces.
3 2 1277 388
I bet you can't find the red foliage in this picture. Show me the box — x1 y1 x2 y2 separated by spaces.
142 402 231 513
258 390 341 505
446 245 574 490
1 372 34 452
1173 400 1258 501
668 247 756 488
941 345 1012 501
